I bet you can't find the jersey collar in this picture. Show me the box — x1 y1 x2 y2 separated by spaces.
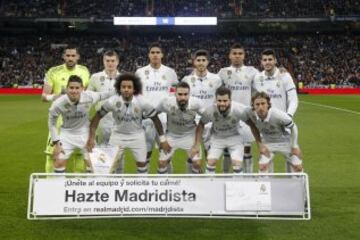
255 108 272 122
262 67 279 80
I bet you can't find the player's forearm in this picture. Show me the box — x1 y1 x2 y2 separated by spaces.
41 83 56 102
194 121 204 146
287 90 298 117
48 115 59 142
89 112 102 139
151 115 164 137
246 120 262 145
99 90 116 101
290 123 299 148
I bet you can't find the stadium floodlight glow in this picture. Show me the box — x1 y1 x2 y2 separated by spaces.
113 17 217 26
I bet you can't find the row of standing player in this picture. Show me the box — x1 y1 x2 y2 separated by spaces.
42 42 301 174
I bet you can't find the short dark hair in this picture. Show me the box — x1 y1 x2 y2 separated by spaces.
193 49 209 60
251 91 271 109
67 75 83 86
114 73 142 96
261 49 276 58
63 45 79 54
148 42 162 52
216 86 231 99
230 43 245 51
176 81 190 90
103 49 119 59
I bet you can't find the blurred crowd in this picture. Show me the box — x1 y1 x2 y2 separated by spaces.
0 33 359 88
1 0 359 18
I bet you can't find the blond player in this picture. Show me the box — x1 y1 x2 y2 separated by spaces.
88 50 121 145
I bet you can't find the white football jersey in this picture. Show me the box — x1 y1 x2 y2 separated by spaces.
252 68 298 115
182 71 222 107
218 65 258 106
200 102 249 138
49 91 112 142
245 107 294 143
88 70 120 110
135 64 178 108
100 95 157 135
156 96 204 137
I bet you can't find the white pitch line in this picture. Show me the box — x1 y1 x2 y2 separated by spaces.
300 100 360 115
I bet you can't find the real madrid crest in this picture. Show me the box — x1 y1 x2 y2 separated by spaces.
116 101 122 108
276 81 281 88
231 118 237 124
170 106 176 115
191 77 196 86
100 76 105 82
162 75 166 80
260 76 264 86
213 112 219 121
145 70 149 79
209 82 213 88
64 103 71 110
227 70 232 79
134 107 140 114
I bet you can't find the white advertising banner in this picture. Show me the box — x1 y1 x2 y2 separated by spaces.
28 174 310 220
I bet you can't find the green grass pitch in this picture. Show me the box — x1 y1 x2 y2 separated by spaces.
0 94 359 240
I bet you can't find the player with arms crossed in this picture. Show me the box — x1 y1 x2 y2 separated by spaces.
48 75 113 174
87 73 171 174
42 45 90 173
195 87 269 174
135 42 178 171
156 81 205 174
218 43 259 173
247 92 303 173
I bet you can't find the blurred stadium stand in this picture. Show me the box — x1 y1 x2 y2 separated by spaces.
0 0 359 88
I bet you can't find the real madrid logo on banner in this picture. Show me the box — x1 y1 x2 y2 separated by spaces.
98 153 106 163
260 183 267 193
115 101 122 108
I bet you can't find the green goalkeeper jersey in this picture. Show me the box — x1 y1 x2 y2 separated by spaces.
45 64 90 93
